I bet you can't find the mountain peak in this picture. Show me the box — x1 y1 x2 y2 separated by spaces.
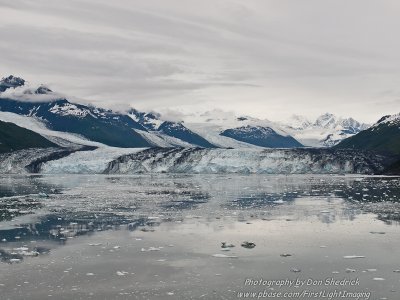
1 75 25 85
314 113 338 128
286 114 312 129
375 113 400 126
316 112 335 120
35 85 53 95
127 108 165 131
0 75 26 92
320 112 334 117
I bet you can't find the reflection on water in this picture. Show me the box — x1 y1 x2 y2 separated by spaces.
0 174 399 299
0 175 60 198
1 174 399 263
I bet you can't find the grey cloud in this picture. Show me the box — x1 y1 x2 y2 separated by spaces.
1 0 400 122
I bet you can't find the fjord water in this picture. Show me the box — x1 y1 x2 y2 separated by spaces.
0 174 399 300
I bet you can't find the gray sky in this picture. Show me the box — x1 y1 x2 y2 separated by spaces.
1 0 400 123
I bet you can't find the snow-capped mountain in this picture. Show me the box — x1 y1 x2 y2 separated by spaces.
0 76 215 148
0 75 370 151
0 75 25 92
281 113 370 147
127 109 215 148
220 125 303 148
0 97 151 148
374 113 400 127
183 110 303 148
336 112 400 156
127 109 164 131
284 114 312 130
0 75 397 175
182 110 367 148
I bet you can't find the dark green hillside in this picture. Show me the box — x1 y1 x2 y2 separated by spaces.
0 120 57 153
335 119 400 156
0 97 152 148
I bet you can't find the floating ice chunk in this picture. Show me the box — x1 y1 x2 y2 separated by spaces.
221 242 235 248
343 255 365 259
13 247 29 251
366 269 377 272
9 259 21 263
393 270 400 273
88 243 102 246
167 292 174 296
212 254 238 258
141 247 161 252
241 241 256 249
11 247 39 256
346 268 356 273
369 231 386 235
116 271 129 276
373 278 385 281
20 250 39 256
273 200 284 204
86 273 94 276
290 268 301 273
280 254 292 257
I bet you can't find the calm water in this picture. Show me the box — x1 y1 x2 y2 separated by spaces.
0 174 399 300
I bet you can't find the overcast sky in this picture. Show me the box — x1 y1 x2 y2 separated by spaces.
1 0 400 123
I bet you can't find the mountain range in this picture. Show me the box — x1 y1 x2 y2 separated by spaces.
335 113 400 156
0 76 216 148
0 75 312 149
1 75 399 172
0 75 399 175
281 113 370 147
335 113 400 173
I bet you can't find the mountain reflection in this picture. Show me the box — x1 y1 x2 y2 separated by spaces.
0 174 399 263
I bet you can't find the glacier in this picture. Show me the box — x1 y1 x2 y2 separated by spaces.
0 147 388 175
0 147 90 174
41 147 144 174
102 148 387 175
